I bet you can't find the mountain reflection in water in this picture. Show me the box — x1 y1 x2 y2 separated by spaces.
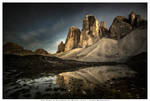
3 65 139 98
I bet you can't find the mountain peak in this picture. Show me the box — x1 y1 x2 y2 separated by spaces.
100 21 107 29
56 12 146 53
64 26 81 52
79 14 102 48
70 26 78 29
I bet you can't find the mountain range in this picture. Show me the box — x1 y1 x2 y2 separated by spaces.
56 12 147 62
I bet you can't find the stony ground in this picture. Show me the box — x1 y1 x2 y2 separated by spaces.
3 53 147 99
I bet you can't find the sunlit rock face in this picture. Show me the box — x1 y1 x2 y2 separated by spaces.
109 16 132 39
56 12 147 62
129 12 136 27
64 26 81 52
79 15 102 48
59 27 147 62
100 21 109 38
56 66 136 94
57 41 65 53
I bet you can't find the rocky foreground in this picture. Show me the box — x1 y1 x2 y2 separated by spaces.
3 52 147 99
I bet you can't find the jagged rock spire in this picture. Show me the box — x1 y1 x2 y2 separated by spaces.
64 26 81 51
100 21 109 37
129 11 136 26
79 15 102 48
57 41 65 53
109 16 132 39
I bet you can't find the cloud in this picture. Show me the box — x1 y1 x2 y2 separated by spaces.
51 18 65 31
4 14 81 53
38 28 48 33
28 42 43 49
21 30 40 41
16 22 67 53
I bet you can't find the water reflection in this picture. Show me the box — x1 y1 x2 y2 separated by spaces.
5 65 137 98
56 65 136 95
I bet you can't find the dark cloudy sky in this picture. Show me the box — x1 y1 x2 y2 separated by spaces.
3 3 147 53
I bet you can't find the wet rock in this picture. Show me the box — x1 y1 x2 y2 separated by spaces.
35 92 42 98
23 93 31 98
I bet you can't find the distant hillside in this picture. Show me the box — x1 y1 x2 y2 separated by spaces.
3 42 51 56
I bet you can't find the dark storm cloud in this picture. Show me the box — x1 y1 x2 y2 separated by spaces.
3 3 147 53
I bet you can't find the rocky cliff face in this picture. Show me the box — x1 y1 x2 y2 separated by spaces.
79 15 102 48
56 12 146 53
109 12 146 40
128 12 146 28
64 26 81 52
129 12 136 27
57 15 101 52
109 16 132 39
100 21 109 38
57 41 65 53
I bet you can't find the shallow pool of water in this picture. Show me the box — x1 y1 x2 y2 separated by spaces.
4 75 67 98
